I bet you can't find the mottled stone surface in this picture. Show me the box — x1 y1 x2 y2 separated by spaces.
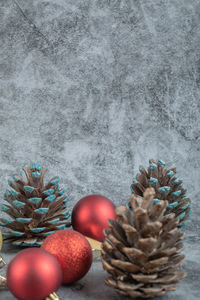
0 0 200 299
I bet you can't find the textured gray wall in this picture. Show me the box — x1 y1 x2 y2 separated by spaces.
0 0 200 299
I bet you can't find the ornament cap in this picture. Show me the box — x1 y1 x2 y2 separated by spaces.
46 292 60 300
85 236 102 260
0 255 6 287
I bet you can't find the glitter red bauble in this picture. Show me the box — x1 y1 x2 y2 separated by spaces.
7 248 62 300
72 194 116 242
42 229 92 284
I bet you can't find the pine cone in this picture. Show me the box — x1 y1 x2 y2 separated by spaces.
0 164 71 246
102 188 186 299
130 159 191 228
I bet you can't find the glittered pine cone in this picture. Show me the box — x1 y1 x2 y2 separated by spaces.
130 159 191 229
0 164 71 246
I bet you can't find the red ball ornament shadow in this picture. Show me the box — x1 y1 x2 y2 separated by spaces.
72 194 117 242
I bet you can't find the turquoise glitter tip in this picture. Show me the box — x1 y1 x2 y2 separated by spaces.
11 231 24 237
153 198 160 204
64 213 71 220
130 186 135 193
42 231 55 236
164 213 173 217
179 212 186 220
179 221 187 227
24 186 35 192
182 203 190 210
132 178 139 185
48 218 60 224
30 227 46 233
1 218 14 224
158 186 170 194
34 208 49 214
28 197 42 204
13 176 18 182
62 210 70 216
167 202 178 209
56 224 66 230
0 204 10 212
51 177 60 185
30 163 42 171
167 171 174 178
13 200 25 208
149 163 157 171
20 169 26 177
172 190 182 197
43 189 54 196
32 171 41 178
16 218 32 223
11 189 18 196
5 189 11 197
63 196 69 203
149 177 158 185
173 178 180 185
158 159 165 166
139 165 144 173
45 194 56 202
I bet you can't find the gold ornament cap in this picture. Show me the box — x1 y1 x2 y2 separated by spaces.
0 255 6 287
46 292 60 299
0 231 2 251
85 237 102 260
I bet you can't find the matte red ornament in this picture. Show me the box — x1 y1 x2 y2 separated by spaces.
42 229 92 284
7 248 62 300
72 194 116 242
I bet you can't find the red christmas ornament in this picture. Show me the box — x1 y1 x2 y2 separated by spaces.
42 229 92 284
72 194 116 242
7 248 62 300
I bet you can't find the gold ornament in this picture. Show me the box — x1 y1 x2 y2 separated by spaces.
86 237 102 260
0 231 2 250
46 292 60 300
0 256 6 287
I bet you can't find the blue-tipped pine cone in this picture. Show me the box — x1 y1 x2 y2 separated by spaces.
130 159 191 228
0 164 71 246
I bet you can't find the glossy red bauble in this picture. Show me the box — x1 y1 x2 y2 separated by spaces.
42 229 92 284
7 248 62 300
72 194 116 242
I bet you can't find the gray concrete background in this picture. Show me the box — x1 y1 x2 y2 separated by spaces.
0 0 200 299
